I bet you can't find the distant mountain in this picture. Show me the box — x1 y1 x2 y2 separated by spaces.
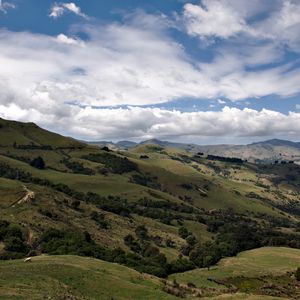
116 140 138 148
251 139 300 149
87 140 137 150
198 139 300 163
89 138 300 163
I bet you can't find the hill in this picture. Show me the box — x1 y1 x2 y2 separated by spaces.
0 118 84 148
0 118 300 299
170 247 300 299
0 248 298 299
0 255 175 300
88 138 300 163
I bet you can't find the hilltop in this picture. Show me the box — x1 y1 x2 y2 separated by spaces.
0 118 84 148
92 138 300 163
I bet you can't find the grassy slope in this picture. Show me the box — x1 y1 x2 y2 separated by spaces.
0 140 298 257
1 121 300 299
133 153 288 217
0 118 83 148
0 255 177 300
0 178 185 252
0 251 294 300
169 247 300 289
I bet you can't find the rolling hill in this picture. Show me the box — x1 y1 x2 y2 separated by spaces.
1 248 299 299
0 117 300 299
92 138 300 163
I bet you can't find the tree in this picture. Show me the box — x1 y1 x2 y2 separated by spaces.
296 267 300 281
135 225 149 240
178 226 189 239
30 156 45 169
124 234 135 246
203 255 213 270
186 235 197 246
71 200 81 210
4 236 27 253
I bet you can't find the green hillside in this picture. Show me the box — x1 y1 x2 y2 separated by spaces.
0 248 298 299
0 118 300 299
0 117 84 148
170 247 300 299
0 255 176 300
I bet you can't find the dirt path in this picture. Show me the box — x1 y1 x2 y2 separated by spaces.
11 185 35 207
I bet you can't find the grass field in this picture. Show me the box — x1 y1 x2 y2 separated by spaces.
170 247 300 290
0 255 177 300
0 249 297 300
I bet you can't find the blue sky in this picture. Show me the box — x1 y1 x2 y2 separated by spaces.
0 0 300 143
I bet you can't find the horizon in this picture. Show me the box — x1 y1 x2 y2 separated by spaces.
0 0 300 143
84 137 300 146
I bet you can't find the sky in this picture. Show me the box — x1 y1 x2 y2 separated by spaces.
0 0 300 144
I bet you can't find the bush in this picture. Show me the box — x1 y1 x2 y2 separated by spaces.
0 221 29 256
169 258 195 273
135 225 149 240
71 200 81 210
4 237 27 253
296 267 300 281
61 158 95 175
90 211 109 229
82 153 138 174
30 156 45 169
178 226 189 239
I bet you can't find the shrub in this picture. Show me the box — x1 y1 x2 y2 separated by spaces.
178 226 189 239
296 267 300 281
90 211 109 229
30 156 45 169
135 225 149 240
61 158 95 175
82 153 138 174
4 237 27 253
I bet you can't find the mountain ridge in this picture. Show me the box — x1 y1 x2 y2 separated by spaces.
88 138 300 163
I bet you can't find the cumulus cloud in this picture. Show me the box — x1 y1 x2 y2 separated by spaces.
0 104 300 141
56 33 85 46
0 15 299 112
183 0 248 39
49 2 88 19
0 5 300 141
183 0 300 52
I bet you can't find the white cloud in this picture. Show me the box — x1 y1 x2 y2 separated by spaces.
253 0 300 52
0 0 15 13
0 17 299 112
56 33 85 47
183 0 248 39
183 0 300 53
0 104 299 141
1 7 300 141
49 2 88 19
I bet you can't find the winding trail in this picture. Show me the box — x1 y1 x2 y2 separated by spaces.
11 185 35 207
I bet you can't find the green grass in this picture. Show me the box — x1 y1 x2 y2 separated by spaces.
169 247 300 289
201 294 290 300
0 255 177 300
184 220 214 242
0 117 83 148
